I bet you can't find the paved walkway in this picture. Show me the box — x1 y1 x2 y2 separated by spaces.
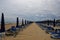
5 23 52 40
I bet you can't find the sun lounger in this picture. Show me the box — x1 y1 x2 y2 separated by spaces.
51 34 60 39
49 29 60 35
5 26 17 36
45 27 54 34
40 25 47 30
50 29 60 39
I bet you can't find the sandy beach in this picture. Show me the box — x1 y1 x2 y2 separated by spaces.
1 23 53 40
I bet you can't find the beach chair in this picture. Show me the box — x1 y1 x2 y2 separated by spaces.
0 32 5 40
56 23 60 26
41 25 47 30
5 26 17 36
49 29 60 35
51 34 60 39
50 29 60 39
45 27 54 34
5 25 23 36
16 25 23 31
0 30 5 40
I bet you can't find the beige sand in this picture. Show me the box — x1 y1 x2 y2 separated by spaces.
2 23 53 40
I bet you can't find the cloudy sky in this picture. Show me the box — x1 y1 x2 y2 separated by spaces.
0 0 60 22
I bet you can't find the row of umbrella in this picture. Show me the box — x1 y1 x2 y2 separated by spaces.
0 13 32 39
38 22 60 39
